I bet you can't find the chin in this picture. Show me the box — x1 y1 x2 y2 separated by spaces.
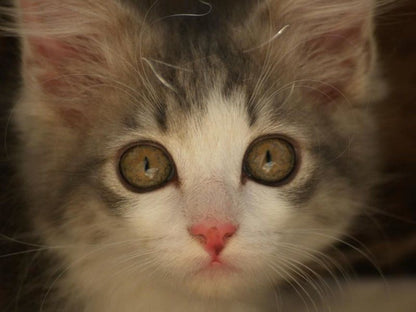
181 263 267 299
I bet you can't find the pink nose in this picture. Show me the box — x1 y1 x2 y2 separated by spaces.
189 221 237 259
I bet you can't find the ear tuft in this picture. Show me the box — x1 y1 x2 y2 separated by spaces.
18 1 104 90
260 0 392 104
9 0 140 127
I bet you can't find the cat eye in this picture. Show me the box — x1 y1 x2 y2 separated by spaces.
119 142 175 192
243 136 296 186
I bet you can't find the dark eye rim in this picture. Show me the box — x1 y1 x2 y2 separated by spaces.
117 140 177 193
241 134 299 187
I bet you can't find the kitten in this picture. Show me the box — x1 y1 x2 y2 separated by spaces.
1 0 406 311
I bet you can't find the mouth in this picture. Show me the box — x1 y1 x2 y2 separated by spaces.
195 257 238 276
185 257 255 298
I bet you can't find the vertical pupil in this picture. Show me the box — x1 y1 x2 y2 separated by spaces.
265 150 272 163
144 156 150 171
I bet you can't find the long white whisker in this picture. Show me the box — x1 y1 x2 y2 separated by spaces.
146 58 191 72
244 25 290 53
281 229 386 283
267 260 316 312
276 246 348 312
154 0 212 22
277 256 329 312
276 241 351 289
142 57 177 93
262 259 311 312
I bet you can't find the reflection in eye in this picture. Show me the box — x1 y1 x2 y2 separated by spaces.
244 136 296 185
119 143 174 192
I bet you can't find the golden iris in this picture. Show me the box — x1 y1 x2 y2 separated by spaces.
244 136 296 185
119 143 174 191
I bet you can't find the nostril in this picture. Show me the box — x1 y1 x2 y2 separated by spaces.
193 233 206 244
224 231 234 239
221 224 237 240
189 225 206 238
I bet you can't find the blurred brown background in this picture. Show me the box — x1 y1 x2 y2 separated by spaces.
0 0 415 308
361 0 416 272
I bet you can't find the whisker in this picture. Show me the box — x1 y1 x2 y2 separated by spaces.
278 250 335 294
267 259 317 312
154 0 212 22
101 249 161 284
275 241 352 288
277 256 329 312
0 232 166 249
281 229 386 283
0 248 60 259
364 207 416 225
244 25 290 53
246 0 280 118
38 239 146 311
14 251 43 310
262 259 311 312
137 0 162 106
142 57 177 93
145 58 191 72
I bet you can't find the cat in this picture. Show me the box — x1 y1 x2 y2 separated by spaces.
1 0 411 311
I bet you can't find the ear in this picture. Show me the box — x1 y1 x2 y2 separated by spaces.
264 0 388 103
15 0 138 126
18 1 106 91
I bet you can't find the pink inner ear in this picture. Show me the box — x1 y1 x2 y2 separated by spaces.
26 36 82 98
303 23 371 103
19 0 89 68
28 36 79 65
17 0 112 128
315 25 364 51
20 0 81 82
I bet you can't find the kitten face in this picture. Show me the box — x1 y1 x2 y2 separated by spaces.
11 0 382 305
75 82 365 299
97 99 347 297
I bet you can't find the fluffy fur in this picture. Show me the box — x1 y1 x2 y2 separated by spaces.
0 0 403 311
